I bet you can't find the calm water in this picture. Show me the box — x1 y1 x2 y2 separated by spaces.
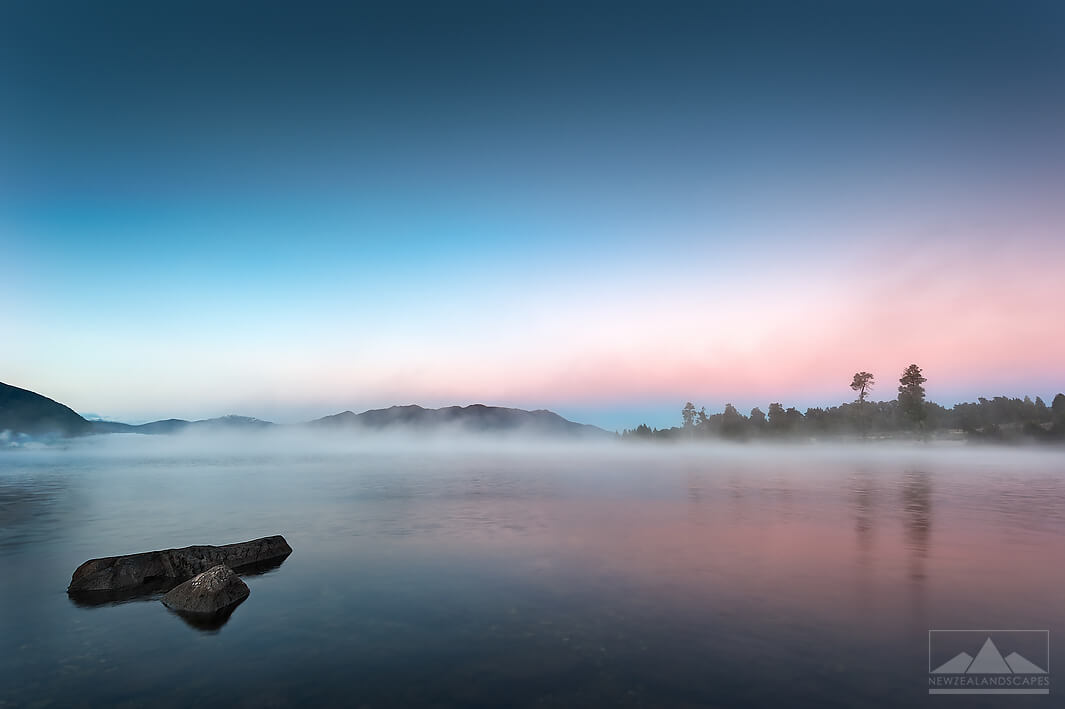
1 436 1063 708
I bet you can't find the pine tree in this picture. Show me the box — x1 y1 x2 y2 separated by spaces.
897 364 927 432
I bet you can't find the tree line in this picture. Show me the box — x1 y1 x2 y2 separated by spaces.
621 364 1065 443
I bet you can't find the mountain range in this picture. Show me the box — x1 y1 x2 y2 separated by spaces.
0 381 608 439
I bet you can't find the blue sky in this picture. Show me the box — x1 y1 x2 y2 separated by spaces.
3 1 1064 430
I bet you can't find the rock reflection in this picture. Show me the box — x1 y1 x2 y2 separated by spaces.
164 597 246 633
66 577 178 608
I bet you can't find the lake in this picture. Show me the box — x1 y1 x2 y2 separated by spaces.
1 435 1063 707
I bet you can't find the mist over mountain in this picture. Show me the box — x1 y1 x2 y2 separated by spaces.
309 404 608 437
0 382 607 440
119 415 276 435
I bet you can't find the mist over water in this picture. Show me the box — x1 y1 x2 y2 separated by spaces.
1 435 1063 707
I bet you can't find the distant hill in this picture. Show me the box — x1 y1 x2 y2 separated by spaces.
124 415 276 435
309 404 610 437
0 381 606 439
0 382 92 437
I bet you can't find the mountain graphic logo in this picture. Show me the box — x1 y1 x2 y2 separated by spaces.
932 637 1047 675
929 630 1050 695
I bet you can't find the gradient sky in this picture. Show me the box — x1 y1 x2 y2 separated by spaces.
2 1 1064 430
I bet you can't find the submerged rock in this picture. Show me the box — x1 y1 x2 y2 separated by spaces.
161 565 249 614
67 535 292 593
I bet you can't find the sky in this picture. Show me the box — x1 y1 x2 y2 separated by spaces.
2 0 1064 430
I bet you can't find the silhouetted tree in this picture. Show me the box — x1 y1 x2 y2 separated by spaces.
749 407 766 435
625 423 654 439
681 402 696 429
850 372 875 403
850 371 875 435
767 403 786 435
621 384 1062 445
804 407 828 434
721 403 746 439
1053 393 1065 435
784 407 804 432
898 364 927 432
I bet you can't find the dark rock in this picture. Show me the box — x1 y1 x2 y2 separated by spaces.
67 535 292 593
161 565 249 614
67 553 290 608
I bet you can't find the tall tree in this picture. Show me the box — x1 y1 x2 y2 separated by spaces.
850 371 875 436
697 407 709 427
897 364 928 431
681 402 696 429
850 372 875 403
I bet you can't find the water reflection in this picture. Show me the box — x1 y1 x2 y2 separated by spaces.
0 475 80 551
849 469 876 553
901 469 932 583
1 444 1063 708
848 468 877 617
